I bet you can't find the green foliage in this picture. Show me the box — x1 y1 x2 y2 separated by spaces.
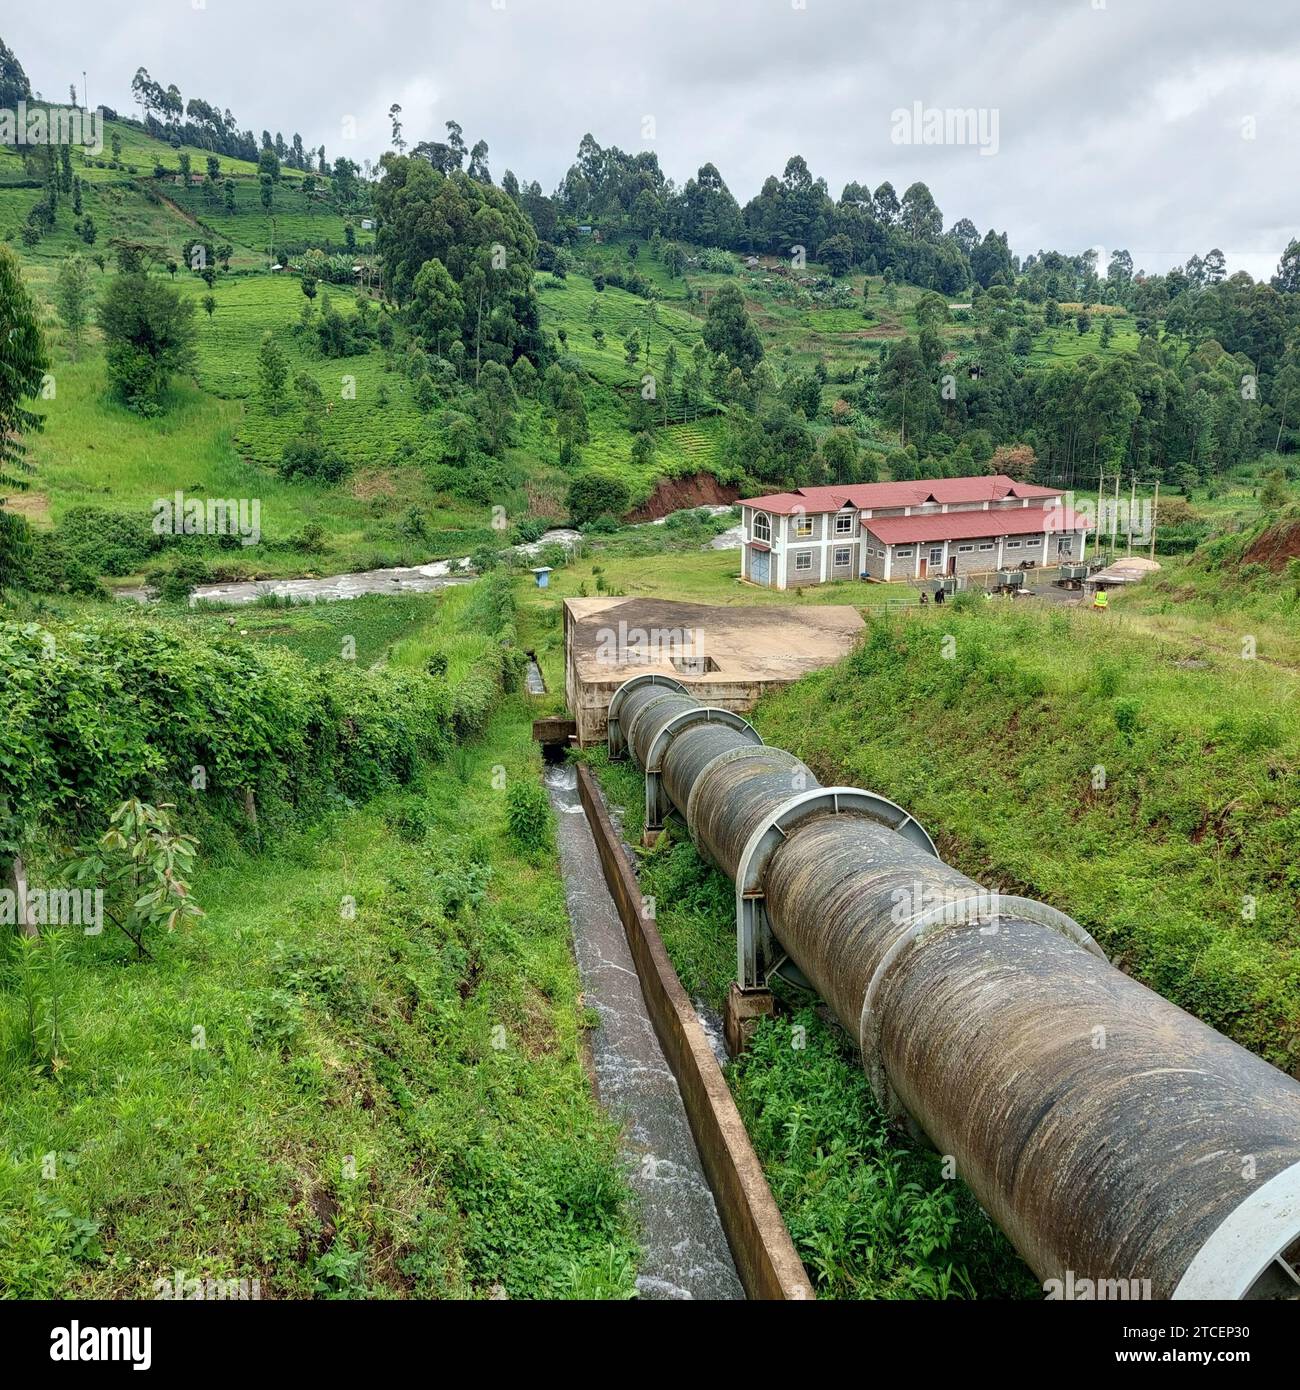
567 472 630 526
0 698 635 1299
374 160 541 365
315 291 376 358
96 271 196 413
143 551 212 602
257 331 289 412
0 244 48 491
67 799 204 959
733 1010 1035 1298
0 615 453 851
6 929 73 1076
279 417 347 483
1261 469 1288 509
701 282 763 375
504 780 552 856
408 258 463 354
54 254 93 359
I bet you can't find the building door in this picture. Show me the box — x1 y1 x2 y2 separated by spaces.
947 555 957 577
750 548 770 586
918 557 927 579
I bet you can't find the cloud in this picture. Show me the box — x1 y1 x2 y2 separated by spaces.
8 0 1297 279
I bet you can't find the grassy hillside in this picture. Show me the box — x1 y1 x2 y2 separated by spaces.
755 595 1300 1071
0 582 636 1299
1 105 1208 601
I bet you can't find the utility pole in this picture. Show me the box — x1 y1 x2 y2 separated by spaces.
1127 475 1136 555
1096 467 1105 558
1111 471 1121 553
1149 480 1160 563
82 71 87 111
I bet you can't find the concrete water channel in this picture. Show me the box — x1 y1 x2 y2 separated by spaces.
543 761 743 1300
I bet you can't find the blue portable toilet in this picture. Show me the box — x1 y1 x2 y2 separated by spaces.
531 566 553 589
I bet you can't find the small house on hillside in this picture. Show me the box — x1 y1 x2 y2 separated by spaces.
739 475 1091 589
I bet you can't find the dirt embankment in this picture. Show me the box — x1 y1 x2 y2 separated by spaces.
627 472 739 523
1241 518 1300 572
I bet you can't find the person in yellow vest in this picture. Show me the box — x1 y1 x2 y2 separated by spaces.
1092 586 1109 611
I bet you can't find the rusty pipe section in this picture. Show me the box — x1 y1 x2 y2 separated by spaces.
612 679 1300 1299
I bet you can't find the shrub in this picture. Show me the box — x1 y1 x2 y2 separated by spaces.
505 780 552 856
280 427 348 483
567 473 630 527
56 507 161 576
144 552 213 601
0 617 454 850
509 516 547 545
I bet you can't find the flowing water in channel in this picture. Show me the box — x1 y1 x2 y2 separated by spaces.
543 763 743 1300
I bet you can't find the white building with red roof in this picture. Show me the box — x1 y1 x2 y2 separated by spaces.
737 475 1090 589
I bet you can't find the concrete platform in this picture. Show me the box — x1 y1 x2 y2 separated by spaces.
565 597 865 746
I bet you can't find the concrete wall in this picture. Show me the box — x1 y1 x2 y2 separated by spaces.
575 765 812 1300
828 539 858 580
861 537 888 580
950 541 1001 575
571 674 798 747
785 547 822 587
789 513 823 543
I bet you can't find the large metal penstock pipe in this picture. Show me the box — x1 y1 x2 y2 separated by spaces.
612 677 1300 1299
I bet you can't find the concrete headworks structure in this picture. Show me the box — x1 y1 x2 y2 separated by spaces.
606 673 1300 1300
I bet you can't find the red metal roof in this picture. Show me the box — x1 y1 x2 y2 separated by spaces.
740 475 1062 515
863 506 1090 545
738 491 809 515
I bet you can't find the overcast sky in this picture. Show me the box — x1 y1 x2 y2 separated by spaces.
8 0 1297 281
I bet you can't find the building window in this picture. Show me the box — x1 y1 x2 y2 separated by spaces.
929 546 944 566
1023 535 1042 545
1006 540 1022 549
978 542 995 551
753 511 771 544
835 512 855 535
794 551 813 571
895 548 914 558
1057 537 1073 555
793 513 813 538
957 544 975 553
834 547 851 567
